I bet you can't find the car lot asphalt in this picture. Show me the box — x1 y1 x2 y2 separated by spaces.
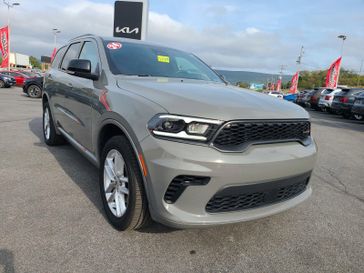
0 87 363 273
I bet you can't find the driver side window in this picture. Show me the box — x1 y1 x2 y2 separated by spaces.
79 41 100 74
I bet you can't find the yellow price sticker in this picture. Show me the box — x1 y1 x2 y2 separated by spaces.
157 55 170 63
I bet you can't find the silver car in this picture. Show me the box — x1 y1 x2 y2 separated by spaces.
42 35 317 230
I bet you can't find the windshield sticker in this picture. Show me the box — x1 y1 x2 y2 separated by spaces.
157 55 170 63
107 42 122 50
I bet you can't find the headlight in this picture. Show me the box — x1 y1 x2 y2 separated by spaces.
3 76 10 81
148 114 223 142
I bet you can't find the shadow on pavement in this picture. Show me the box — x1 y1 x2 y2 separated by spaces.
0 249 15 273
28 117 176 234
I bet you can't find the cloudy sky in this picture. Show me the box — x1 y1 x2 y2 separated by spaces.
1 0 363 74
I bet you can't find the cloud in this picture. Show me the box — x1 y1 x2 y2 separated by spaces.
0 0 362 74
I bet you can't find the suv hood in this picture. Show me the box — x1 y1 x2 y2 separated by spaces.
116 77 309 121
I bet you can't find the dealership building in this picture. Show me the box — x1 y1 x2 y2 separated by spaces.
9 52 30 68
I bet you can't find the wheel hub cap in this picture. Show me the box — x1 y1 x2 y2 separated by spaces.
43 108 50 140
104 149 129 218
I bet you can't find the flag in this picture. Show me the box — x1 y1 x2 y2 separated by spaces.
325 57 342 89
0 26 10 68
50 47 57 62
289 72 299 94
276 78 282 91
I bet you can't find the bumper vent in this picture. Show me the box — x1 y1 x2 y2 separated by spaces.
206 172 310 213
164 175 210 204
212 120 310 151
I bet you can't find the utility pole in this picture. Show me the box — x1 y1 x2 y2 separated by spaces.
358 59 363 87
52 28 61 49
337 34 347 88
3 0 20 71
294 46 304 92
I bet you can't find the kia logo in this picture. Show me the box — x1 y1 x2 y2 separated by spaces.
115 26 139 34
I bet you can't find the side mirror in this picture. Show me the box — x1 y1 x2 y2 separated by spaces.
67 59 99 81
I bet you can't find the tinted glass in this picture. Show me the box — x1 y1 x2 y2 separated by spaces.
79 41 100 74
52 46 67 69
61 42 81 70
103 41 222 83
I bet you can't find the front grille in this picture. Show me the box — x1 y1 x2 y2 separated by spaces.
164 175 210 204
212 120 310 151
206 172 310 213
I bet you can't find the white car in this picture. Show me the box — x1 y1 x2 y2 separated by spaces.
318 88 341 112
268 91 284 99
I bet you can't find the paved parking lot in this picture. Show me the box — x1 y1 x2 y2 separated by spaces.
0 87 363 273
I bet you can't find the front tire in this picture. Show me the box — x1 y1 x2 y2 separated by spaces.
27 84 42 98
43 102 64 145
353 114 363 121
100 135 150 231
0 80 5 88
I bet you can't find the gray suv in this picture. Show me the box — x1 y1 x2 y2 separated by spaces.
42 35 317 230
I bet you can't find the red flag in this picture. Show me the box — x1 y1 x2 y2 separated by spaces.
325 57 342 88
289 72 299 94
276 78 282 91
0 26 10 68
51 47 57 62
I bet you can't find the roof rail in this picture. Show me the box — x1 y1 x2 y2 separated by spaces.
69 34 96 41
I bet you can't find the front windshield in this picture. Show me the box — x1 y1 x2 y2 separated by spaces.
103 40 223 83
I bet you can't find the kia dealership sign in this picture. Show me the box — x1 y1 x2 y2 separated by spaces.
113 0 149 40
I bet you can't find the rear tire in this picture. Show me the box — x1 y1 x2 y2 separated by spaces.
43 102 65 146
99 135 150 231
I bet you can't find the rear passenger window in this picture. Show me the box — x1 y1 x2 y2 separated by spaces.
61 42 81 71
79 41 100 74
52 46 67 69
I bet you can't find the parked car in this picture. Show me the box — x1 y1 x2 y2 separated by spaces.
297 90 314 107
23 76 43 98
42 35 317 230
268 91 284 99
0 70 29 86
331 88 364 120
351 92 364 119
318 88 342 113
283 93 298 102
310 87 326 110
0 73 16 88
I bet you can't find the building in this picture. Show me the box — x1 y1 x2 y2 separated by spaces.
10 52 30 68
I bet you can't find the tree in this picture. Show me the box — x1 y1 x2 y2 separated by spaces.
29 56 41 69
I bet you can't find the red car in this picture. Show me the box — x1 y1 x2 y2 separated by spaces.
0 71 30 86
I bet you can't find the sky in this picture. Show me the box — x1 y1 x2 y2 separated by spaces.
0 0 363 74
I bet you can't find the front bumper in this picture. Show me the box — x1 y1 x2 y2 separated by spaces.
141 136 317 228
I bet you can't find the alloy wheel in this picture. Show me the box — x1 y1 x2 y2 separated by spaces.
103 149 129 218
43 107 51 140
28 85 41 98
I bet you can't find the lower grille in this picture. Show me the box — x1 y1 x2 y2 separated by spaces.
164 175 210 204
206 172 310 213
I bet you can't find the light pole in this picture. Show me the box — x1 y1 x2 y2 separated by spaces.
52 28 61 49
337 34 347 57
357 59 363 87
3 0 20 71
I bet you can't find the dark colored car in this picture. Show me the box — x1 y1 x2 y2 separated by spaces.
23 76 43 98
0 73 16 88
310 87 326 110
296 90 314 107
351 92 364 120
331 88 364 120
0 71 29 86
